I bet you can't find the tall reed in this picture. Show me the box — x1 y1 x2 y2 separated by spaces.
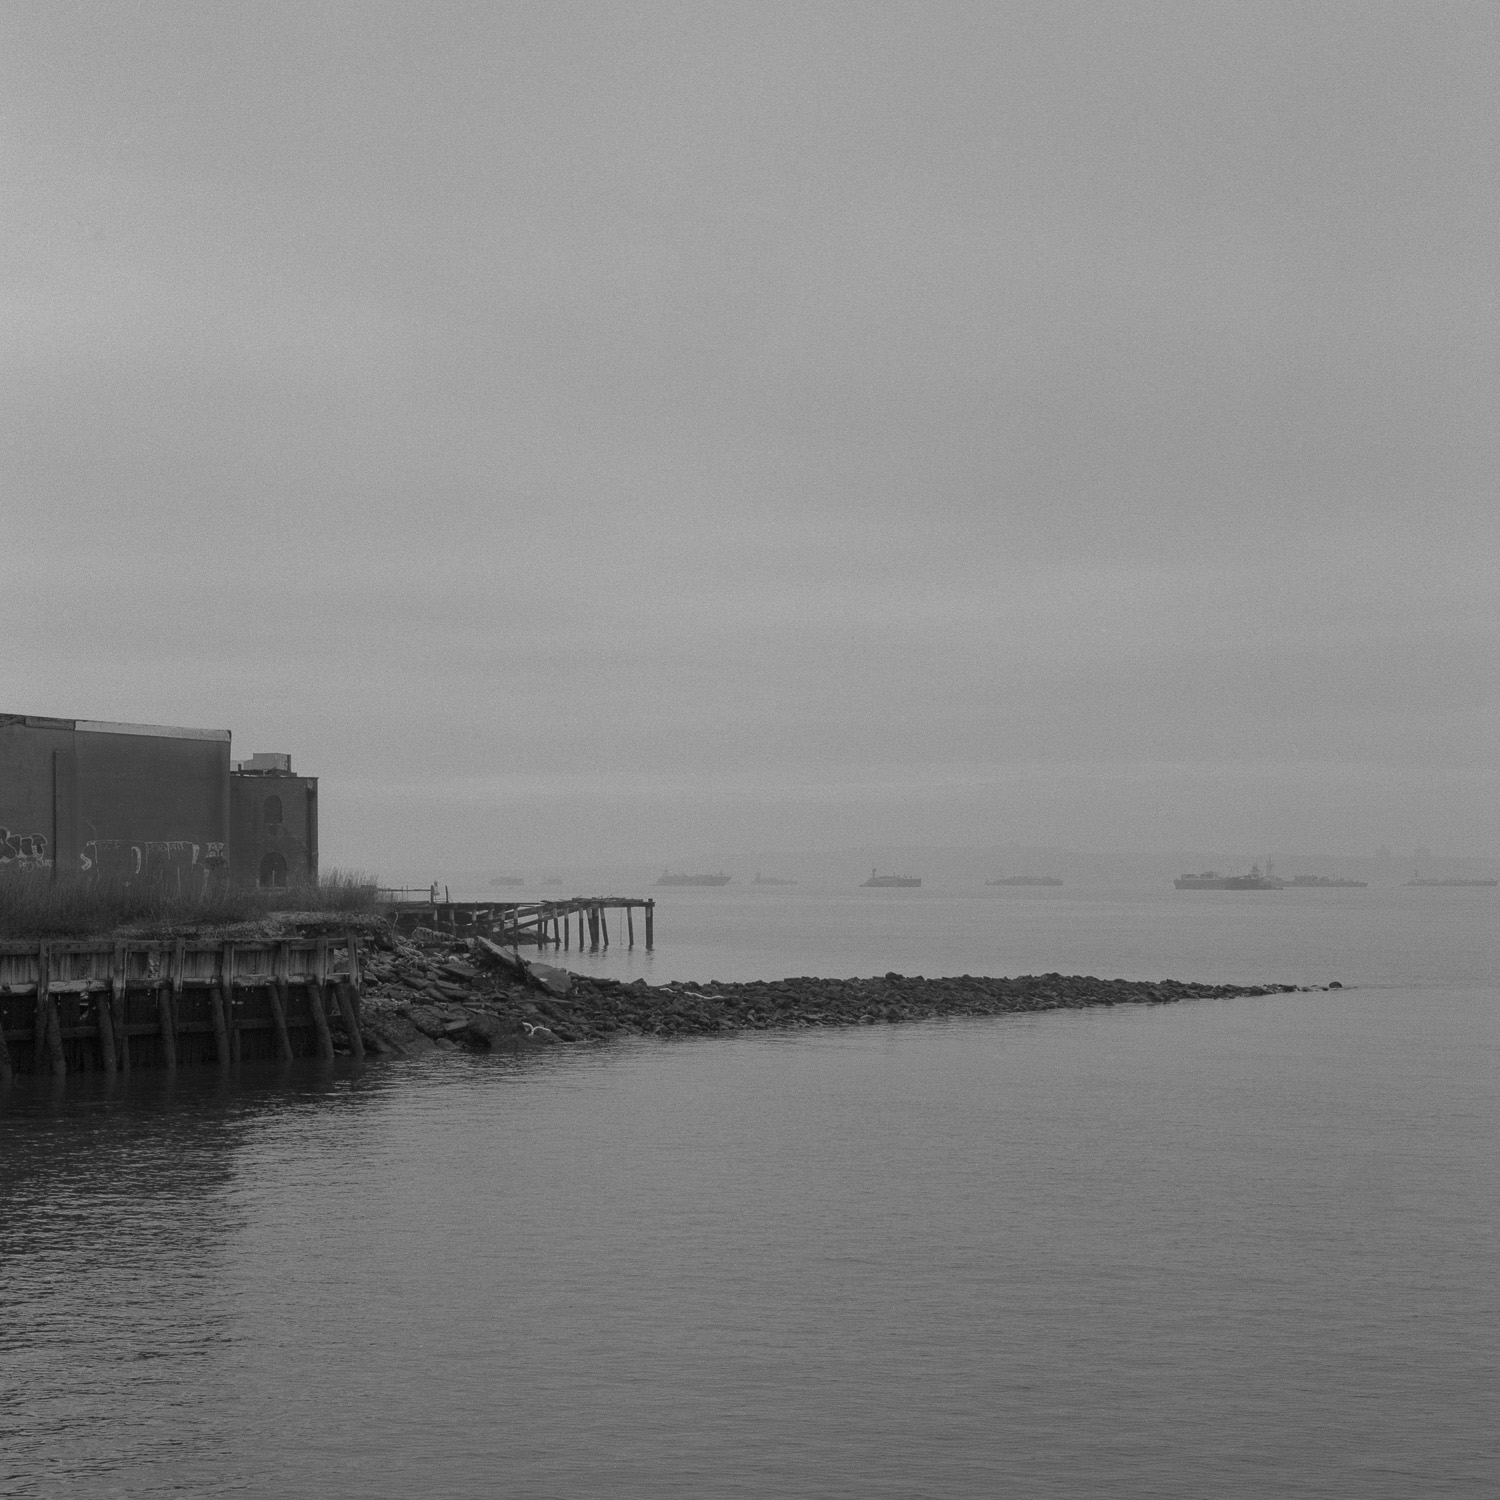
0 866 380 938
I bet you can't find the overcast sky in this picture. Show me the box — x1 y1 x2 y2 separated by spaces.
3 2 1495 877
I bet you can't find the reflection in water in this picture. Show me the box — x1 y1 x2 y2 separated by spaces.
1 1066 359 1491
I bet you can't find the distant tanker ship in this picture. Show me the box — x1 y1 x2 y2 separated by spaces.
1174 865 1283 891
656 870 732 887
862 869 921 888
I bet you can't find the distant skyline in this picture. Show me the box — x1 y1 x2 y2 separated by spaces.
4 2 1496 875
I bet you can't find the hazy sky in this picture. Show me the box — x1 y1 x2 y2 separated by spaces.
3 2 1496 876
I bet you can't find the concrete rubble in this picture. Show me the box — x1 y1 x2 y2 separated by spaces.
353 925 1329 1059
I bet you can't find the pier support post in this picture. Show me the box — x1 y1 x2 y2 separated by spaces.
154 939 183 1071
223 943 242 1064
157 985 174 1070
210 980 231 1067
309 939 336 1061
600 906 609 948
0 1007 12 1083
335 982 365 1059
112 943 130 1072
337 930 365 1060
627 906 635 947
35 944 65 1077
96 990 117 1074
268 942 295 1060
645 901 654 951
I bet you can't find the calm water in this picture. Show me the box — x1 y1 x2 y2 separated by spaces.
3 888 1498 1497
512 879 1500 990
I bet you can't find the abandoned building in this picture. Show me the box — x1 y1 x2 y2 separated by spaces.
230 752 318 889
0 713 317 889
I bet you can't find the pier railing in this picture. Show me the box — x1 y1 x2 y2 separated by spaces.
0 934 366 1078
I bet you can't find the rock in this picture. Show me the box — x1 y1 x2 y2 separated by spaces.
474 935 531 981
365 1013 438 1054
527 961 573 998
403 1008 454 1041
526 1024 559 1045
457 1013 530 1049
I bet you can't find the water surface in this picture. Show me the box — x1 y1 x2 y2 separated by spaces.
4 982 1497 1497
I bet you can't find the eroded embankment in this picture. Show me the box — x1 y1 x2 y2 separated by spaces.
357 926 1331 1057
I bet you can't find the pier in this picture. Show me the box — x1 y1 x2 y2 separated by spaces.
0 934 367 1077
377 893 654 951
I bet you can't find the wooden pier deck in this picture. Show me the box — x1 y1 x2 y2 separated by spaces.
0 934 367 1078
377 895 654 951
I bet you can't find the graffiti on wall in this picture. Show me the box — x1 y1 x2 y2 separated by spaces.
3 829 228 883
0 826 51 867
80 838 227 883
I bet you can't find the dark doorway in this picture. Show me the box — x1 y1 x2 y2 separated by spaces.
259 851 288 888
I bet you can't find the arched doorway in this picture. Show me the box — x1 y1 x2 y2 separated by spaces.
259 851 288 888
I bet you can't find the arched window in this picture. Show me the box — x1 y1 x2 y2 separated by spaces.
259 851 288 888
264 794 283 826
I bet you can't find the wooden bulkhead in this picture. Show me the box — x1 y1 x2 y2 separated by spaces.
0 933 366 1077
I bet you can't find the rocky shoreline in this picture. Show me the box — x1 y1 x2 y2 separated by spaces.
353 926 1335 1057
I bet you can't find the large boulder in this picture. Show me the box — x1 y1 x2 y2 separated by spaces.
456 1012 530 1049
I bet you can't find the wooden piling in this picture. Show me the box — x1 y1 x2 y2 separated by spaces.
32 944 48 1071
157 942 180 1071
645 901 654 951
0 1001 12 1083
96 987 118 1074
345 929 362 1001
600 905 609 948
35 943 65 1077
112 943 130 1072
209 979 231 1068
335 982 365 1059
224 943 242 1064
627 906 635 947
308 939 336 1061
268 942 294 1061
338 930 365 1059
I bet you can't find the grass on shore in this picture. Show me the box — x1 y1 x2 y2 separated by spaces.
0 866 381 939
